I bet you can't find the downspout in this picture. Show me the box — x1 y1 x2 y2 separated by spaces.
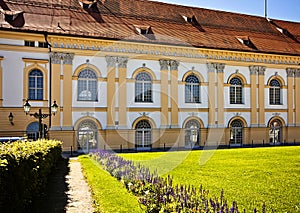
44 33 52 129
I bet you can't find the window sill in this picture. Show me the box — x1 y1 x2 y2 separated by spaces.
77 100 98 102
135 101 153 103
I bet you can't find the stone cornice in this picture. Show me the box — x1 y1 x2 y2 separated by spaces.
49 36 300 66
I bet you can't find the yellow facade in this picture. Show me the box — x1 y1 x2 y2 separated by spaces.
0 31 300 152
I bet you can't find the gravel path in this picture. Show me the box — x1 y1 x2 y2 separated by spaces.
30 156 95 213
65 158 95 213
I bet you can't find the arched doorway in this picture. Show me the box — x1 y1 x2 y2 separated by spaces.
26 122 39 141
269 119 282 144
77 120 98 153
135 120 152 150
185 119 200 148
230 119 244 146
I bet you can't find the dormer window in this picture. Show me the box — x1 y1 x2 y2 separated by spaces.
236 36 257 49
79 0 97 9
182 15 193 23
182 15 204 32
0 8 23 22
135 26 151 35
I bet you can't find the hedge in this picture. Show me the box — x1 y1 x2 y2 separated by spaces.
0 140 62 212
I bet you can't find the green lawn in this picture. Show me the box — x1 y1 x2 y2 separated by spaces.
120 146 300 212
78 155 144 213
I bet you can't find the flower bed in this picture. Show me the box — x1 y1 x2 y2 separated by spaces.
0 140 62 212
92 150 265 213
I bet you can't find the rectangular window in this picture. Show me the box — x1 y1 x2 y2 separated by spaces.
135 82 142 102
230 87 243 104
24 41 35 47
38 42 48 48
185 85 192 102
144 83 152 102
270 88 281 105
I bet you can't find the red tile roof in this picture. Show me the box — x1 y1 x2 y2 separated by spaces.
1 0 299 55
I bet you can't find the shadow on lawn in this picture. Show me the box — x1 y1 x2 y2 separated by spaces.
28 157 70 213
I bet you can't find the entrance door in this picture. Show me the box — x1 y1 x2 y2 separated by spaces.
269 120 282 144
230 119 244 146
185 119 200 148
135 120 152 150
77 120 98 153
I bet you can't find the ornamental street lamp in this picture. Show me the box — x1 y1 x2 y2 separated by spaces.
23 99 58 139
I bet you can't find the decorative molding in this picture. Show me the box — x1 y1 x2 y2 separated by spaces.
159 59 169 70
215 63 225 73
249 65 266 75
249 66 257 75
105 56 118 67
81 112 95 116
188 112 199 116
50 52 62 64
138 112 149 116
286 68 296 77
62 53 74 65
22 58 48 64
206 63 215 72
295 69 300 78
206 62 225 73
49 37 300 66
234 112 242 116
117 57 128 68
170 60 180 70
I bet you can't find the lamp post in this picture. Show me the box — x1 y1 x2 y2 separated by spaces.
24 99 58 139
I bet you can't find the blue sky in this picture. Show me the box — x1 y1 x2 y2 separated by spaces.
150 0 300 22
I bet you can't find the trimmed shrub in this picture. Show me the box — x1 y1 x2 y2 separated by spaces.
0 140 62 212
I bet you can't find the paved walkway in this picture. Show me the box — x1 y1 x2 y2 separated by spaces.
30 156 94 213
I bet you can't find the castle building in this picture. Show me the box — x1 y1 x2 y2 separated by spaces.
0 0 299 152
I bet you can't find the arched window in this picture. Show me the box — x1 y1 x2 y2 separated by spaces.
185 119 200 148
29 69 43 100
185 75 200 103
135 120 152 150
269 119 282 143
229 77 243 104
77 120 98 153
78 69 98 101
230 119 243 146
269 79 281 105
135 72 152 102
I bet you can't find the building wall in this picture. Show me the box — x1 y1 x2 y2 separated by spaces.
0 32 299 151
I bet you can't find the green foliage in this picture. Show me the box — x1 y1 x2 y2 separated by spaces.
0 140 62 212
120 146 300 212
93 151 245 212
79 155 144 213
